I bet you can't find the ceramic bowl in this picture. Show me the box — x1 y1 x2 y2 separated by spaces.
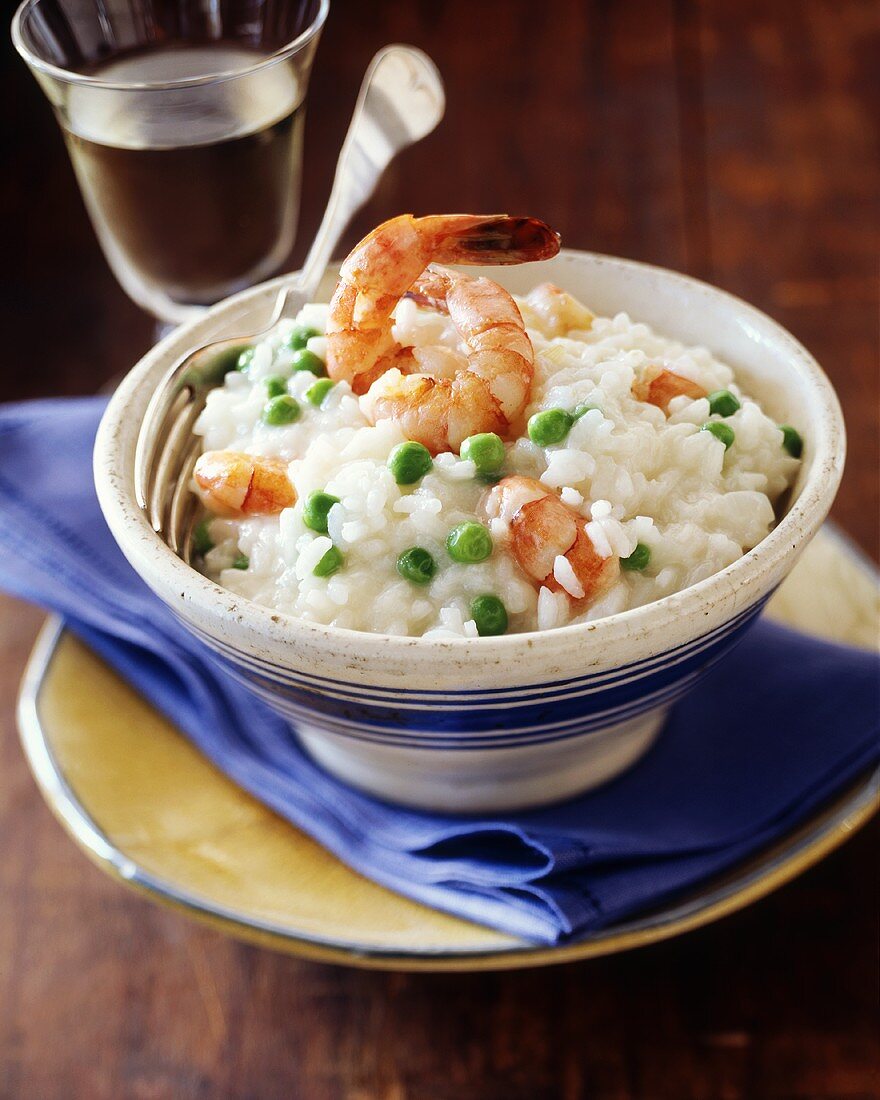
94 251 845 813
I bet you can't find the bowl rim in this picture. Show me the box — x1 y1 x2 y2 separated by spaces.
94 248 846 659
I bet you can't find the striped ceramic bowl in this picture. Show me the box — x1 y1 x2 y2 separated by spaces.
94 251 845 812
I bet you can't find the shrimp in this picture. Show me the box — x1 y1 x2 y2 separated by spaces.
632 365 706 413
522 283 594 337
326 213 560 451
194 451 296 517
362 265 538 452
485 476 619 605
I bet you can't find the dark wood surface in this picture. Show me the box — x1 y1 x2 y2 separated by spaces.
1 1 878 1096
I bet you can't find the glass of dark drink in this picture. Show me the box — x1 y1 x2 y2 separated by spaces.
13 0 328 325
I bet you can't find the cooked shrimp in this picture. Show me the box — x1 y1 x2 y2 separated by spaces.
522 283 594 337
194 451 296 516
632 365 706 413
326 213 560 451
327 214 559 394
362 265 538 452
485 476 619 605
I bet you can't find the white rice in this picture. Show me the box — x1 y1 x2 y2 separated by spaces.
192 294 800 637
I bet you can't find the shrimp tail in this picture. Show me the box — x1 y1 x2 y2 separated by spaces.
419 214 561 265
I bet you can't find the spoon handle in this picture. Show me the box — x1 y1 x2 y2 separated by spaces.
269 44 445 322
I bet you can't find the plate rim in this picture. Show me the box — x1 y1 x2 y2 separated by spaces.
16 524 880 972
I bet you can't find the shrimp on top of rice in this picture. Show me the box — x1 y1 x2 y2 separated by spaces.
189 213 803 638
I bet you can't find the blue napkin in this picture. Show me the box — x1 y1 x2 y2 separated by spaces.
1 397 877 945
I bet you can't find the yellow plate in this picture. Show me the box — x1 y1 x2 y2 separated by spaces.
17 525 879 970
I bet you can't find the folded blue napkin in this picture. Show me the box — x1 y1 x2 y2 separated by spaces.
1 397 877 945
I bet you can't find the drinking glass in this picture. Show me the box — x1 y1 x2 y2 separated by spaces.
13 0 329 325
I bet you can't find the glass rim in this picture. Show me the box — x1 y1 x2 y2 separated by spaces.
11 0 329 90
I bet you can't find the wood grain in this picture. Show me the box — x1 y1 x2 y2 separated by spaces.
1 0 878 1096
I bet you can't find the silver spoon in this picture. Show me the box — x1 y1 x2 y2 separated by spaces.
134 45 445 558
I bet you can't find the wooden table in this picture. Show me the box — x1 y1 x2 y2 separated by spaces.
1 1 877 1095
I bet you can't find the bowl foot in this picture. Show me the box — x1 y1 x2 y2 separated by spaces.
295 710 667 813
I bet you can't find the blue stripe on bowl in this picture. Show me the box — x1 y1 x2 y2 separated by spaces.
178 595 769 708
224 666 706 749
176 596 769 747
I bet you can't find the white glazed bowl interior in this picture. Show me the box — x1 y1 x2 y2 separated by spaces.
94 250 845 811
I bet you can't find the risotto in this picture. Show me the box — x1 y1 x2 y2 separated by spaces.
190 287 802 638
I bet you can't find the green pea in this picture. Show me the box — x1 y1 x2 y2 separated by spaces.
701 421 735 450
396 547 437 585
286 325 320 351
528 408 574 446
446 522 493 564
470 594 508 636
621 543 651 572
305 378 336 407
779 425 803 458
192 518 214 556
303 490 340 534
313 545 344 577
291 349 326 377
262 395 301 426
707 390 741 417
237 346 255 372
231 553 249 570
572 402 599 420
388 441 433 485
264 374 288 398
460 432 506 475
